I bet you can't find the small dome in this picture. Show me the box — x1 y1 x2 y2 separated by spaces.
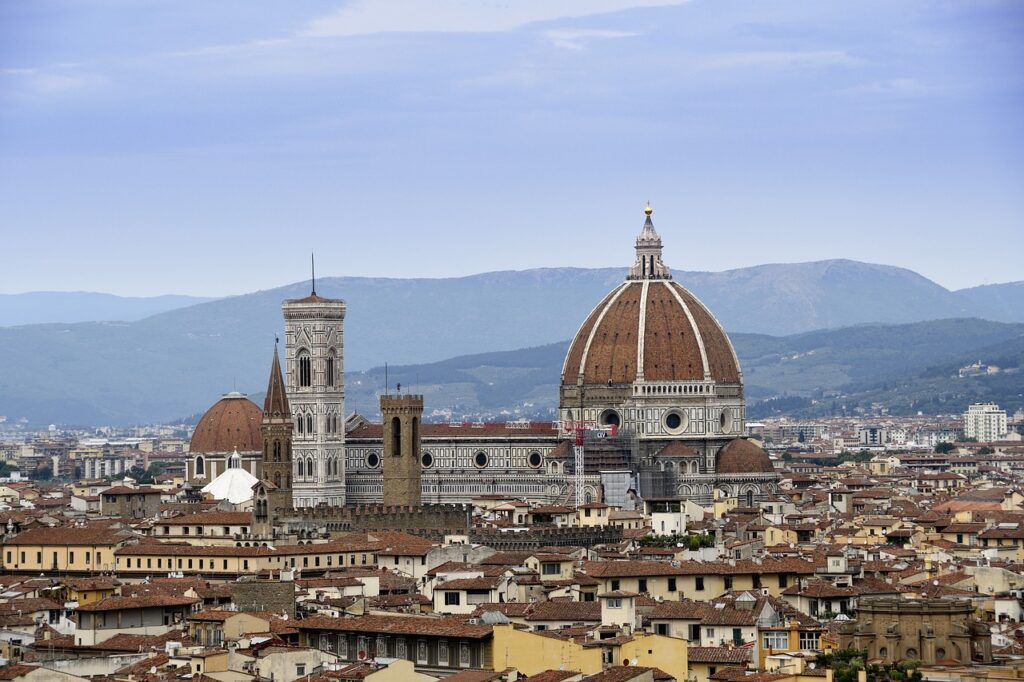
190 393 262 454
716 438 774 475
201 461 259 504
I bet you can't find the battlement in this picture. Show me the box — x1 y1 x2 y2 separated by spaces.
380 394 425 410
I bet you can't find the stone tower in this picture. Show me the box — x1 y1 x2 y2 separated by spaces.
381 393 423 507
260 342 293 512
283 289 347 507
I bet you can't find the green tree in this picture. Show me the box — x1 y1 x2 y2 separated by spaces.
977 446 994 455
934 442 954 454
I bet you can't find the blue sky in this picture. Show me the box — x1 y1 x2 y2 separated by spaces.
1 0 1022 296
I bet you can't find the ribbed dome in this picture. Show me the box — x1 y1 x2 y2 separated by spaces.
190 393 263 454
562 279 741 386
716 438 774 475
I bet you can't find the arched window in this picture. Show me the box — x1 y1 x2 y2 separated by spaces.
307 457 315 477
307 414 314 433
746 490 754 507
298 351 312 387
297 416 304 434
326 351 336 387
390 417 401 456
273 441 281 462
274 472 282 488
195 456 205 477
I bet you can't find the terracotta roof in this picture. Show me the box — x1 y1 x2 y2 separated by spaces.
687 646 753 664
76 594 200 612
717 439 775 475
189 393 262 454
5 524 132 546
654 441 700 458
348 421 557 439
296 614 492 639
563 277 740 386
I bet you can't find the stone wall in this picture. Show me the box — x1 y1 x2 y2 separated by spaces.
231 579 296 617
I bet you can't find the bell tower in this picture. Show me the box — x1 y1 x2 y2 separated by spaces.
283 280 347 508
381 393 423 507
260 341 293 512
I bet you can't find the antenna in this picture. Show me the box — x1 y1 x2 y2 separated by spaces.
311 253 316 295
385 363 389 397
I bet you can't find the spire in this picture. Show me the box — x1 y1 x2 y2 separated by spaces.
628 203 671 280
263 339 290 419
310 253 316 296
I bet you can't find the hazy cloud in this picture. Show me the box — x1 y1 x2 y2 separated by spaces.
543 29 639 50
303 0 689 37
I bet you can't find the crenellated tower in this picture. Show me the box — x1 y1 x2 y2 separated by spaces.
381 393 424 507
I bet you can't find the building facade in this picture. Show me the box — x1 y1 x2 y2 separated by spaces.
963 402 1008 442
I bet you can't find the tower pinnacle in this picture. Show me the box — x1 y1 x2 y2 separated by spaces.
628 203 670 280
263 340 290 419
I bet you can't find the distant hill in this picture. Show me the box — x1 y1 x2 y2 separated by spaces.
340 319 1024 421
2 260 1023 425
954 282 1024 324
0 292 214 326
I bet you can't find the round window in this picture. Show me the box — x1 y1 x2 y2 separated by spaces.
528 452 542 468
663 410 688 434
421 452 433 468
720 408 732 433
599 409 621 428
474 451 488 468
366 452 380 469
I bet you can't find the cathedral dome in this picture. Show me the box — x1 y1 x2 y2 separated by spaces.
561 207 740 388
190 392 263 454
715 438 775 475
562 279 740 386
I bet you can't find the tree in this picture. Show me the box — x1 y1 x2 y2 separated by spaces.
977 446 994 455
32 465 53 481
934 442 954 454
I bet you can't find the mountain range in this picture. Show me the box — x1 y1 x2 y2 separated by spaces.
0 260 1021 425
0 292 214 326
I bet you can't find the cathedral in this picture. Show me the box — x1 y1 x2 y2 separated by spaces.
185 206 778 510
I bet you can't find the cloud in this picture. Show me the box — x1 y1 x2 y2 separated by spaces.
840 78 934 96
694 50 864 72
302 0 689 37
2 64 105 96
543 29 638 50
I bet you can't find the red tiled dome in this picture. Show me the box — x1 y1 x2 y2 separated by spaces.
189 393 263 454
716 438 774 475
562 279 740 387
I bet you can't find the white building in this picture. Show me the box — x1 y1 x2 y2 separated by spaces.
964 403 1008 443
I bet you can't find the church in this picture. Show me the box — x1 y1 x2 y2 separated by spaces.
185 206 779 511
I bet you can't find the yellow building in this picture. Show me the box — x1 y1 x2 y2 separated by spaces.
189 611 272 646
1 524 133 573
491 624 689 682
577 503 613 527
63 577 120 605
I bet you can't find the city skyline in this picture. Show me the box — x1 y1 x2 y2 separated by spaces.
1 0 1022 296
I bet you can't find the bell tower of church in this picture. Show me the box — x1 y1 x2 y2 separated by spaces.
260 341 293 512
283 279 347 507
381 392 423 507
